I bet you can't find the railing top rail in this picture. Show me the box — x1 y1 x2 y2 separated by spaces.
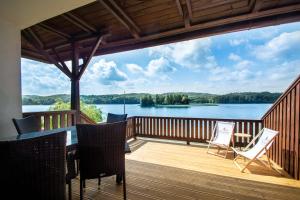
23 110 76 115
79 111 97 124
131 115 262 122
261 74 300 120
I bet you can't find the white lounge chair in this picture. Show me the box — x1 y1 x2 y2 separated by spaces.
232 128 279 172
207 121 235 158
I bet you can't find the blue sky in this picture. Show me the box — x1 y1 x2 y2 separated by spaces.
22 22 300 95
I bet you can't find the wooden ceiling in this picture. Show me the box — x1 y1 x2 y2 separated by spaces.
21 0 300 63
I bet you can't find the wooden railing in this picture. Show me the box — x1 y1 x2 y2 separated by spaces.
126 117 135 140
131 116 262 147
262 75 300 180
23 110 76 131
23 110 136 141
79 111 97 124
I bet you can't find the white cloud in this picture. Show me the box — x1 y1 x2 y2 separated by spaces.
125 57 176 78
21 58 70 95
126 64 144 73
229 39 247 46
228 53 241 61
254 30 300 60
209 58 254 82
234 60 253 70
83 59 127 85
149 38 217 69
146 57 175 76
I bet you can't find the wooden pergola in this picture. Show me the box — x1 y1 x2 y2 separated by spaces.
21 0 300 120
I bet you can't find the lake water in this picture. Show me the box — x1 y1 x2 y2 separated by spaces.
23 104 272 120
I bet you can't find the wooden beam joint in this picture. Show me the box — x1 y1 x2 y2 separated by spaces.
77 36 104 79
22 29 72 79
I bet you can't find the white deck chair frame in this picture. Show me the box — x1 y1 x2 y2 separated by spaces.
207 121 235 158
232 128 279 173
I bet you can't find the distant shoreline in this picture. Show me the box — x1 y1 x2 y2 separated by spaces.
22 92 281 105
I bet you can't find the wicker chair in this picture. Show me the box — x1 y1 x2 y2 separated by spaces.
66 150 78 200
0 131 67 200
12 115 40 134
76 121 127 200
107 113 127 123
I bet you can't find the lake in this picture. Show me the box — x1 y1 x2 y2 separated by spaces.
23 104 272 120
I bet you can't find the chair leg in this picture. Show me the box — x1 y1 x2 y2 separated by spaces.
266 154 272 168
206 143 211 153
224 145 230 158
241 158 254 172
98 177 101 189
123 172 127 200
76 160 80 176
116 174 122 184
80 179 83 200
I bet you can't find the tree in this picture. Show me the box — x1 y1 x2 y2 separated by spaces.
181 95 189 104
140 95 154 107
49 98 103 122
155 94 165 105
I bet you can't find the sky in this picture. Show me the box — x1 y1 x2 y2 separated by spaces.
22 22 300 95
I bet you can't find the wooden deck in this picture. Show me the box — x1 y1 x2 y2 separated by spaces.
70 139 300 200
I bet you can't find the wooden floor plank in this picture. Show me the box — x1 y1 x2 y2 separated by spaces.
70 139 300 200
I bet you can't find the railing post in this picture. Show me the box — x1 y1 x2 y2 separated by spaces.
132 117 137 140
187 119 190 145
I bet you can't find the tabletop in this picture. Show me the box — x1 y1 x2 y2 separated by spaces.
0 126 131 153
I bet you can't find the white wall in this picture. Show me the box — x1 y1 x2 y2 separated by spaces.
0 0 94 29
0 18 22 137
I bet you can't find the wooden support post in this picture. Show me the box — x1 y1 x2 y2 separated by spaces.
132 117 137 140
71 42 81 124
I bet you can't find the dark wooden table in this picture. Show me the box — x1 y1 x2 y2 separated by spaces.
0 126 131 153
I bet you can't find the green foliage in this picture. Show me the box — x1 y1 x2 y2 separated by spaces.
163 94 189 105
22 92 282 105
49 99 103 122
141 94 190 107
140 95 155 107
81 103 102 123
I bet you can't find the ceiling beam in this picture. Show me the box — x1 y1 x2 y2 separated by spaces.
183 6 191 28
27 27 44 48
99 0 141 39
22 30 72 78
175 0 183 17
185 0 193 19
66 12 97 32
62 13 94 34
175 0 190 28
23 3 300 61
77 36 103 79
38 23 71 40
89 13 300 57
192 0 240 11
251 0 264 12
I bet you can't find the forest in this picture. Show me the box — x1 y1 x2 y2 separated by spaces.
22 92 281 105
